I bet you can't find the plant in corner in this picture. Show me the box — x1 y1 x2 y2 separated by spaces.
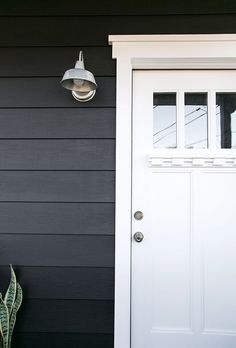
0 265 23 348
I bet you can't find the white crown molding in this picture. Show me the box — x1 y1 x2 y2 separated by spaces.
109 34 236 68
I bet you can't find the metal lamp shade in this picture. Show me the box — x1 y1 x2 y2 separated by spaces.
60 51 97 102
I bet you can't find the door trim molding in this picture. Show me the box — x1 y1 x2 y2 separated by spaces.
108 34 236 348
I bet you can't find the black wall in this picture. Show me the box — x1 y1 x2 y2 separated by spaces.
0 1 236 348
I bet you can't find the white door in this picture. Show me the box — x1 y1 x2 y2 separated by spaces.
132 70 236 348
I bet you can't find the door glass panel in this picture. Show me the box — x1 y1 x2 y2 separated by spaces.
216 93 236 149
185 93 208 149
153 93 176 149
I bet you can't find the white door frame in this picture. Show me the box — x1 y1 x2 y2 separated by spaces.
108 34 236 348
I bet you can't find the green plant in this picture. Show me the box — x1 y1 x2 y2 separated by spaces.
0 265 23 348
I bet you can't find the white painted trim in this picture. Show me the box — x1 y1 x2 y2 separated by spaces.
109 34 236 348
113 57 132 348
131 58 236 70
109 34 236 43
149 154 236 168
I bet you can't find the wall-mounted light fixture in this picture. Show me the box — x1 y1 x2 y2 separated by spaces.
61 51 97 102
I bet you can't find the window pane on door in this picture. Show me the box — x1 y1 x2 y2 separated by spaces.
216 93 236 149
153 93 176 149
185 93 208 149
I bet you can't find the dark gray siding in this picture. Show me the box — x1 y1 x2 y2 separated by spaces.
1 0 236 15
0 2 236 348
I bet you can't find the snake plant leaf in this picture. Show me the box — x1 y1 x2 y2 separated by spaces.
8 283 23 348
0 293 2 337
4 266 16 316
0 294 9 348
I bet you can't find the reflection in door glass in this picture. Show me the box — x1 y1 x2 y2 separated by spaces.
153 93 176 148
216 93 236 148
185 93 208 149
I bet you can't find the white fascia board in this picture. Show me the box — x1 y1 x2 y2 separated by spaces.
109 34 236 44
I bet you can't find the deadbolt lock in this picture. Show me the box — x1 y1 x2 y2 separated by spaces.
133 232 144 243
134 211 144 220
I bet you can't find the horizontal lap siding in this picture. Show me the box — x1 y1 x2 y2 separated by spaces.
1 5 236 348
0 47 115 76
0 77 115 107
16 299 114 333
0 171 114 201
0 109 115 138
0 266 114 299
0 235 114 267
0 15 236 46
0 140 115 170
0 203 114 234
13 333 114 348
0 10 116 347
1 0 236 15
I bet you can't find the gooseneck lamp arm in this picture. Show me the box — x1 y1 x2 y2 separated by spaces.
76 51 85 69
60 50 97 102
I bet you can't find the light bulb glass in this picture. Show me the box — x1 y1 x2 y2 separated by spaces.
73 79 85 88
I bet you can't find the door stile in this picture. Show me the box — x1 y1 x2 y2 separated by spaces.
191 169 204 336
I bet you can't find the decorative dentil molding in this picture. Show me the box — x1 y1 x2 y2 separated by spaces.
149 154 236 168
